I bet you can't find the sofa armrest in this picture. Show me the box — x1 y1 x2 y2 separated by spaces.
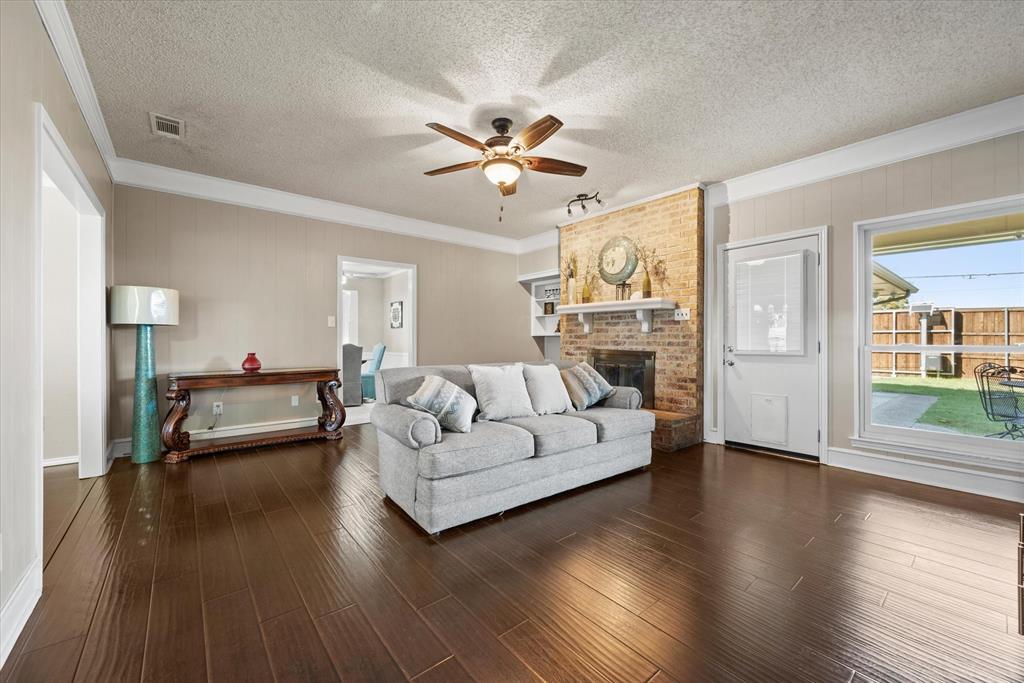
599 386 642 410
370 403 442 449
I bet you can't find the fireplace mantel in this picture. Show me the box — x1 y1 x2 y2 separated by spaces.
558 298 677 334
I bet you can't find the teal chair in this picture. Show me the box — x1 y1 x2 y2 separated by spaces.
361 343 386 401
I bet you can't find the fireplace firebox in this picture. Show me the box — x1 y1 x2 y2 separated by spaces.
587 349 656 409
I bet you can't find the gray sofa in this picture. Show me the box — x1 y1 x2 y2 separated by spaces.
371 361 654 534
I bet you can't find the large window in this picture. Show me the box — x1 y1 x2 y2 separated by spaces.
856 198 1023 463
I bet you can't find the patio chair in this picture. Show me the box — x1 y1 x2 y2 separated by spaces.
974 363 1024 439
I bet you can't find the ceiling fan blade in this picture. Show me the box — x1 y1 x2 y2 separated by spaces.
511 115 563 151
423 160 481 176
499 181 517 197
522 156 587 176
425 122 489 152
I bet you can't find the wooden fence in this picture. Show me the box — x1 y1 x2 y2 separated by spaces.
872 307 1024 377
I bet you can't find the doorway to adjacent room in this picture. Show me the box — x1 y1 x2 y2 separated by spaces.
337 256 417 424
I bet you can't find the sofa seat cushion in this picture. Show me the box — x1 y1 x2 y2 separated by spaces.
500 414 597 457
572 407 655 442
417 421 534 480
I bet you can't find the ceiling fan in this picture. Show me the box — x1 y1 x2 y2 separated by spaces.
423 115 586 196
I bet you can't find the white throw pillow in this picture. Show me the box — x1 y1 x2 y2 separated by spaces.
407 375 477 433
523 363 573 415
467 363 536 421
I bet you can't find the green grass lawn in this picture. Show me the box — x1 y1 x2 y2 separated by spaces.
872 376 993 436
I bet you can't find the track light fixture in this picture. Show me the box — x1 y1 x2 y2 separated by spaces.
566 192 603 217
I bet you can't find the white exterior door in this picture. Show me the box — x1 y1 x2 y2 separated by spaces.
723 233 821 458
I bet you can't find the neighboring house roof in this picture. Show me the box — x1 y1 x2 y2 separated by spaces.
872 263 919 303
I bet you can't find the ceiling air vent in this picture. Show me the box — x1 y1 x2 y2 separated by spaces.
149 112 184 139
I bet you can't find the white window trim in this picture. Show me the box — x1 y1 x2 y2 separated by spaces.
852 194 1024 468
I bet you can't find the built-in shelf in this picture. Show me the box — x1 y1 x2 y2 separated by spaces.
557 298 677 334
519 271 562 339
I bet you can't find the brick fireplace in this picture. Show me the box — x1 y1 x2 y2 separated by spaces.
559 187 704 450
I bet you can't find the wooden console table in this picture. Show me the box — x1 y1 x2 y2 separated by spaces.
161 367 345 463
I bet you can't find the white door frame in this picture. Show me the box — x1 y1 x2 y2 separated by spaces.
713 225 830 462
336 256 417 369
35 103 108 484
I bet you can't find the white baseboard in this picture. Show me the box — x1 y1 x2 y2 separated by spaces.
828 447 1024 503
42 455 79 467
109 416 322 458
1 557 42 668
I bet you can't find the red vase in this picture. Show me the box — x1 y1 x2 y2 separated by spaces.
241 352 262 373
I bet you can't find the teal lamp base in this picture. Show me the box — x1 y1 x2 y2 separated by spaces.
130 323 161 464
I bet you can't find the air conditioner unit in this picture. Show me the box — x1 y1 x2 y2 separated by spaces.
924 354 943 372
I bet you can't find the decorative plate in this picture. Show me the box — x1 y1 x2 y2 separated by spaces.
598 235 639 285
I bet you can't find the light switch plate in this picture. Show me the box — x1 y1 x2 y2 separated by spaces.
291 395 299 407
674 308 691 321
327 315 336 328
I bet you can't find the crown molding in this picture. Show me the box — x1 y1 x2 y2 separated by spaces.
556 182 704 229
33 0 549 255
705 95 1024 208
110 158 526 254
517 229 558 254
34 0 115 167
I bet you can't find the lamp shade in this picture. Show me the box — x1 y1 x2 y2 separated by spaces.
110 285 179 326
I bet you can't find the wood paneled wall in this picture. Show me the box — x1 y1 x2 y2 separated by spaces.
111 185 543 439
711 132 1024 453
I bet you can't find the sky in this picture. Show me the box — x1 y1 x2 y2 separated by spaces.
876 239 1023 309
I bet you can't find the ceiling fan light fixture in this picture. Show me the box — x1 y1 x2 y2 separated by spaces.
481 157 522 187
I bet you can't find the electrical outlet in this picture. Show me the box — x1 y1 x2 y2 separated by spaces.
291 395 299 407
327 315 336 328
212 401 224 416
674 308 691 321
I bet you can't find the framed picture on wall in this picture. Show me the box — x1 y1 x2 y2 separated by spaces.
389 301 403 329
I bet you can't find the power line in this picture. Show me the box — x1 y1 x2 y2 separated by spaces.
903 271 1024 279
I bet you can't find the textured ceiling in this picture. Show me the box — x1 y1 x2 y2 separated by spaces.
66 0 1024 239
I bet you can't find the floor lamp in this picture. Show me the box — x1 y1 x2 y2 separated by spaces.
110 285 179 464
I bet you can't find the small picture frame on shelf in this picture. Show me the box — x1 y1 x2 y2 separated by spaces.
543 301 555 315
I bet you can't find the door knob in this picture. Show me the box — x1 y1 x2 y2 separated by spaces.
726 346 734 352
725 360 735 366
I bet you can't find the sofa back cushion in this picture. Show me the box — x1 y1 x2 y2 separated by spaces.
377 361 577 407
377 365 476 406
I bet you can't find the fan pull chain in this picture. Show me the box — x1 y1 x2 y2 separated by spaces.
498 203 503 223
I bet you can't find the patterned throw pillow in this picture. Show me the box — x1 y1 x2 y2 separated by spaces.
407 375 477 433
560 362 615 411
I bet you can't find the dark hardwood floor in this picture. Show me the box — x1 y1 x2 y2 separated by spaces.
3 424 1021 682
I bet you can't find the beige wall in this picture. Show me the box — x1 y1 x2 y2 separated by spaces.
111 184 542 438
517 245 558 275
0 0 113 610
711 132 1024 456
41 186 80 464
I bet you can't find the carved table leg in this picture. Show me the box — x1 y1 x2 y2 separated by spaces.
162 388 192 462
317 379 345 439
